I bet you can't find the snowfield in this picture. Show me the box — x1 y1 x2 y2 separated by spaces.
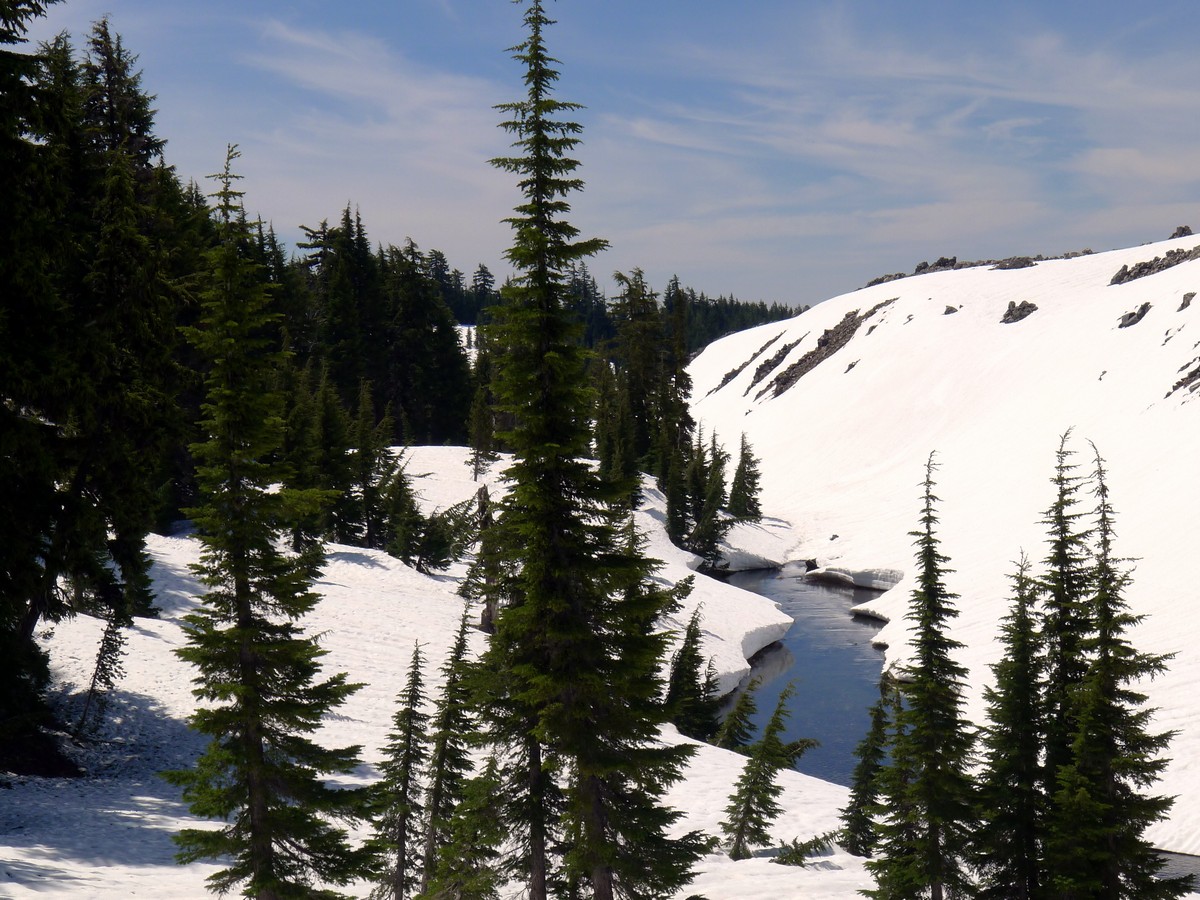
691 232 1200 858
3 448 871 898
6 231 1200 896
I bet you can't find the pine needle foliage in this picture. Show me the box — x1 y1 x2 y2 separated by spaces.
165 147 367 900
714 676 761 752
470 4 704 897
721 682 816 860
865 453 976 900
840 675 892 859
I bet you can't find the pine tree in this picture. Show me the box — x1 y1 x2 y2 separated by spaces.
421 756 505 900
165 147 368 899
420 611 476 894
721 682 816 860
840 675 892 859
714 676 761 752
726 433 763 522
1040 431 1094 789
974 555 1045 899
865 454 976 900
373 643 430 900
1043 446 1191 899
663 604 720 741
470 5 704 895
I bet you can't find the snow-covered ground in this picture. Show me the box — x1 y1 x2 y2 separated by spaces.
691 233 1200 857
7 232 1200 896
3 447 871 898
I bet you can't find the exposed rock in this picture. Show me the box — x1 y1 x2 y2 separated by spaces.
744 335 805 396
914 256 957 276
992 256 1035 270
943 305 959 315
866 272 907 288
1180 292 1195 311
1118 302 1152 329
759 298 896 399
845 360 859 373
710 332 782 396
1167 358 1200 398
1171 225 1193 239
1110 244 1200 285
1001 300 1039 324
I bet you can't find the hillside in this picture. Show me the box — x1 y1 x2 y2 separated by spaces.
690 231 1200 854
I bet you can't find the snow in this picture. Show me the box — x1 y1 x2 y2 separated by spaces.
690 234 1200 859
7 234 1200 895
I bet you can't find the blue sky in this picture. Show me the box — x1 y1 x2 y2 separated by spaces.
24 0 1200 307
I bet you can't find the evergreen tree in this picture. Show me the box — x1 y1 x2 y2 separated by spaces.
866 682 925 900
471 5 704 896
840 675 892 859
714 676 761 752
974 555 1045 899
165 147 367 899
421 756 505 900
721 682 815 860
1043 446 1191 899
1040 430 1095 789
373 643 430 900
865 454 976 900
726 433 763 522
663 604 720 741
466 380 497 482
420 611 476 894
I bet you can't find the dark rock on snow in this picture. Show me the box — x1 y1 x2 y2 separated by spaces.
1001 301 1039 324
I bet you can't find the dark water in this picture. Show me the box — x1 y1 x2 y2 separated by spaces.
725 562 886 787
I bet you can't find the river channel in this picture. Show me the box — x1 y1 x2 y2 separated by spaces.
725 561 887 787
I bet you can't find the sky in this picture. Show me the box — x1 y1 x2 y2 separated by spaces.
21 0 1200 307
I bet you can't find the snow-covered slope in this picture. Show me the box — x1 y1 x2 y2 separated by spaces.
4 447 873 898
691 234 1200 854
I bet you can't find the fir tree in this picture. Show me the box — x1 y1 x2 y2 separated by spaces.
1043 445 1191 899
420 611 476 895
421 756 505 900
840 675 892 859
726 433 763 522
865 454 976 900
974 555 1045 899
663 604 720 741
472 5 705 895
714 676 761 752
373 643 430 900
165 147 367 899
1040 430 1095 789
721 682 816 860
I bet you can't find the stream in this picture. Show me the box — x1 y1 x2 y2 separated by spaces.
724 561 886 787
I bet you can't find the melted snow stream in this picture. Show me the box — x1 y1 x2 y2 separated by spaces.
724 561 886 787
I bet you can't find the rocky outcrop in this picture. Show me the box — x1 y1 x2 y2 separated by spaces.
759 298 896 399
710 333 782 396
745 336 805 396
1171 225 1193 239
1001 301 1038 324
992 256 1035 270
1118 302 1152 328
1168 358 1200 398
943 305 959 315
1110 245 1200 285
1180 292 1195 312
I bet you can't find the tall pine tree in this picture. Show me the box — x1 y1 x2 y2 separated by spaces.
470 4 704 896
165 147 367 899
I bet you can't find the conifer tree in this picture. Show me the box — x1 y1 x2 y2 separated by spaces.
974 555 1045 899
840 675 892 859
373 643 430 900
1040 431 1094 788
714 677 762 752
721 682 816 860
420 612 476 894
727 433 763 522
165 147 367 899
1043 446 1191 899
865 454 976 900
866 682 925 900
421 756 505 900
664 605 720 741
471 4 704 896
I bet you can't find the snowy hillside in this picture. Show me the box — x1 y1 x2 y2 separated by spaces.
690 233 1200 854
2 447 879 898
